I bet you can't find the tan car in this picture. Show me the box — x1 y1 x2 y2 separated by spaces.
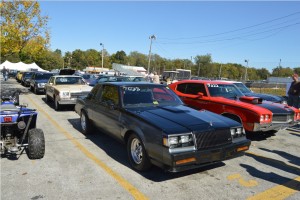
45 75 92 111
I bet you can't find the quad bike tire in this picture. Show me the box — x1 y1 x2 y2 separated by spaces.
27 128 45 159
14 92 20 106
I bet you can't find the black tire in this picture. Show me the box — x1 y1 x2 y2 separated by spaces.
54 96 61 111
45 94 50 102
127 133 151 171
80 111 94 135
14 92 20 106
27 128 45 159
34 85 38 94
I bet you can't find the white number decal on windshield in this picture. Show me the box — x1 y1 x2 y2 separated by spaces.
207 84 219 87
124 87 141 91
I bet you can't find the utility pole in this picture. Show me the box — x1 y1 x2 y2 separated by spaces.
100 43 104 68
218 63 222 79
147 35 156 74
244 59 249 81
197 63 201 77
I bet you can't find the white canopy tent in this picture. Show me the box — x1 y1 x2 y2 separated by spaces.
0 60 47 72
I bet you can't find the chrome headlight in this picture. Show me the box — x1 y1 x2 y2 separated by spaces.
230 127 245 138
37 83 45 87
163 133 195 153
260 114 271 122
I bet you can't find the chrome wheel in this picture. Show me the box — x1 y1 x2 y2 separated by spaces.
130 138 143 164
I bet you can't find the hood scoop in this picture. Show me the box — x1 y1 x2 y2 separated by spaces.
239 96 263 104
158 106 189 113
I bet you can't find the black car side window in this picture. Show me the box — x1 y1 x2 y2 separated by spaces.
177 83 187 93
88 85 101 100
186 83 207 96
100 85 119 106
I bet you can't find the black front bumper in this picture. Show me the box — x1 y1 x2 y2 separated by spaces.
164 139 251 172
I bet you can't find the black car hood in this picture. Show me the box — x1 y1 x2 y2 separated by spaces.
255 101 294 115
127 105 241 134
35 79 49 83
244 92 283 103
59 69 75 75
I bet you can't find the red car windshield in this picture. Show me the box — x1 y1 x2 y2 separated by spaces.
207 83 244 99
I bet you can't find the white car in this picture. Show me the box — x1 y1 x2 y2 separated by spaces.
44 75 92 111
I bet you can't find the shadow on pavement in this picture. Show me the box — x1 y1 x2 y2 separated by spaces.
67 117 226 182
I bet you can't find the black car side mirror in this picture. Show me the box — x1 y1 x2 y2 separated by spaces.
106 100 117 110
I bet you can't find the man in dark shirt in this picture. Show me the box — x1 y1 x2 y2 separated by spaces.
287 73 300 108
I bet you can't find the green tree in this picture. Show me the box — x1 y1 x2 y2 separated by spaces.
127 51 148 67
0 0 49 62
194 54 212 77
111 50 128 65
256 68 270 80
272 67 294 77
85 49 100 67
35 50 63 71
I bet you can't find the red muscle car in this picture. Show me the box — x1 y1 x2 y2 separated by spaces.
169 80 300 134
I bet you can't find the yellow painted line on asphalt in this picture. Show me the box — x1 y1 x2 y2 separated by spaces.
247 176 300 200
28 96 148 200
227 174 258 187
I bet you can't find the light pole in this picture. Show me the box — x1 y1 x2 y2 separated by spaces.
244 59 249 81
68 56 72 68
197 63 201 77
218 63 222 79
100 43 104 68
276 59 281 88
147 35 156 74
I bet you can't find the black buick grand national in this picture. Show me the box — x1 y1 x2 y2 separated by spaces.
75 82 251 172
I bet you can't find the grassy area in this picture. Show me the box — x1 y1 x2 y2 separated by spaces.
251 88 286 96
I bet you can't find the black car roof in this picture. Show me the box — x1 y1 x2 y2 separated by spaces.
98 82 160 87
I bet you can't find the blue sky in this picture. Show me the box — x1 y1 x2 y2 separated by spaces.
40 1 300 72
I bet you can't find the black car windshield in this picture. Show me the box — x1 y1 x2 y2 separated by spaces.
122 85 182 107
233 82 252 93
24 72 34 78
82 74 96 79
207 83 244 99
36 73 53 80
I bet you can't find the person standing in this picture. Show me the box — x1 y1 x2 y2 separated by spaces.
152 71 160 84
287 73 300 108
2 66 8 81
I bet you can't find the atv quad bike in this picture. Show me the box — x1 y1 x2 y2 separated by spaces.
1 89 45 159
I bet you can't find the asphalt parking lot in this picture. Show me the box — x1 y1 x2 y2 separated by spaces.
1 77 300 200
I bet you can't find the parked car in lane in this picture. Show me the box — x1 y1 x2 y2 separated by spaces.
228 81 287 104
8 69 18 79
75 82 250 172
29 72 55 94
21 71 35 87
169 80 300 134
16 71 24 83
89 76 131 86
45 75 92 111
81 73 97 85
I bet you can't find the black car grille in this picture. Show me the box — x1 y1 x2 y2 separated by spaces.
194 129 232 150
272 114 293 123
70 92 90 98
